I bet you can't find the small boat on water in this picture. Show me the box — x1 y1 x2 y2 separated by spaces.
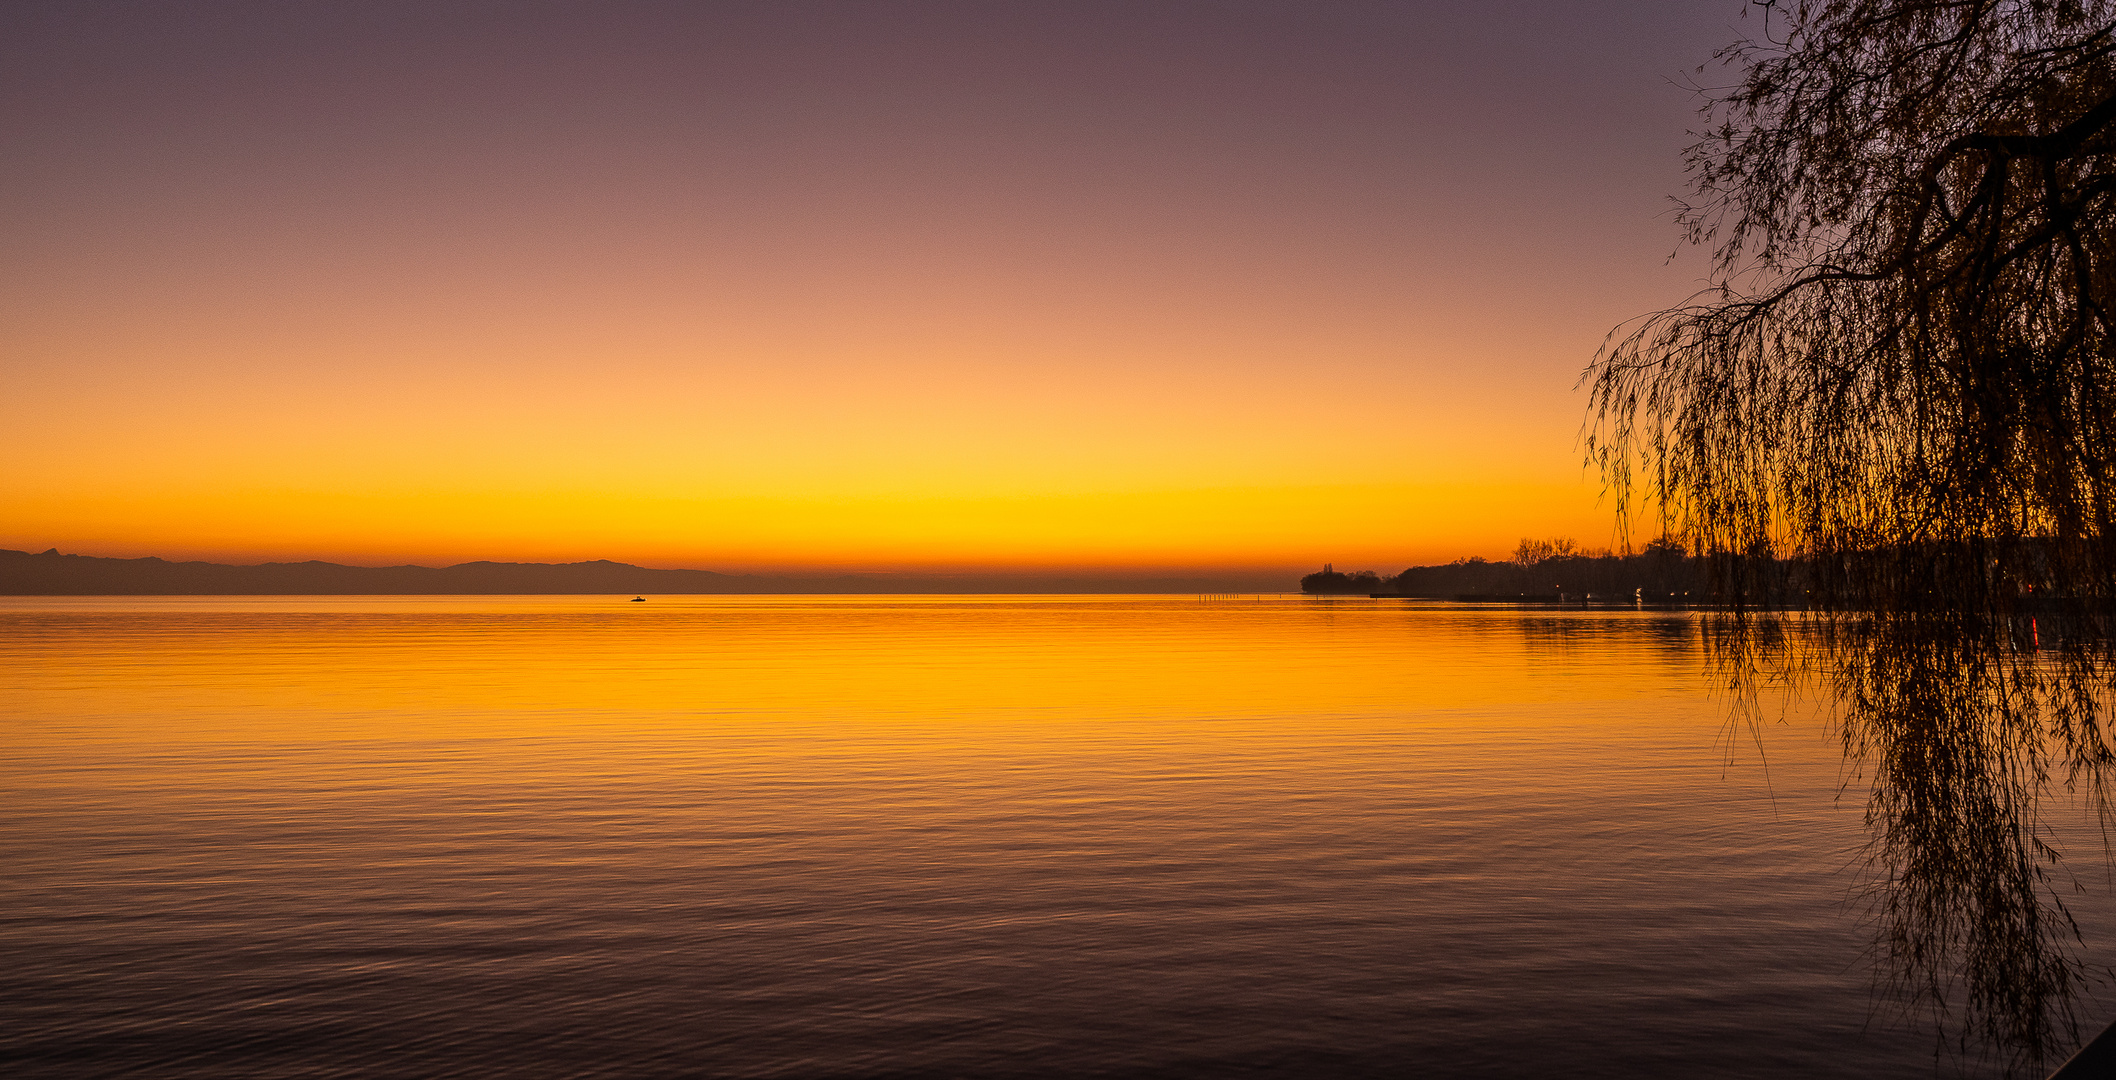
630 596 646 602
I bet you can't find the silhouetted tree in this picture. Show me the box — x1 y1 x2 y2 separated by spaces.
1585 2 2116 1069
1510 536 1579 567
1589 0 2116 605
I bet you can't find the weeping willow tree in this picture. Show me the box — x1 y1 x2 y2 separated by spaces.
1585 0 2116 1070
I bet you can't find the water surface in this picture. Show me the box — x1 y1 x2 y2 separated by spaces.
4 595 2108 1077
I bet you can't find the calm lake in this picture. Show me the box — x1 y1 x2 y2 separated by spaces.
4 595 2110 1078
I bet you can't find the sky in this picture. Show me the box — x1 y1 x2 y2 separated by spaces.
2 1 1749 576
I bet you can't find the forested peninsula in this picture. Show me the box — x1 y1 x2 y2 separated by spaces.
1303 539 1716 603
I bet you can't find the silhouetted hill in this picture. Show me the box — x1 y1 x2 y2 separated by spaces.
0 548 739 594
0 549 1293 595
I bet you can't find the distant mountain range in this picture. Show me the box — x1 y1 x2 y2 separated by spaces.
0 548 1292 595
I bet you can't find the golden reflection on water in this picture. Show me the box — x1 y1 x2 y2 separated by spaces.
5 595 1704 753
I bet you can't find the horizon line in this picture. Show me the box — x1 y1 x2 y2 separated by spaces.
6 546 1382 580
4 546 1392 578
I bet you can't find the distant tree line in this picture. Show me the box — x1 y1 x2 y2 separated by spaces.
1307 534 2103 606
1305 537 1742 603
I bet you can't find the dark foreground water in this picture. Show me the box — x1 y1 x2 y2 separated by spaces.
3 595 2111 1078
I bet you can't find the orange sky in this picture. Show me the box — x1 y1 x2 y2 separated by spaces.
1 2 1736 575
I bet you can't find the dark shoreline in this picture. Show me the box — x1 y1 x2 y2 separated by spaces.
0 548 1293 596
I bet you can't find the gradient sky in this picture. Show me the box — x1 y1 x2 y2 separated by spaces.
3 1 1746 574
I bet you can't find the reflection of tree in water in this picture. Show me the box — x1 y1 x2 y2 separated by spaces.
1823 613 2109 1073
1706 608 2115 1073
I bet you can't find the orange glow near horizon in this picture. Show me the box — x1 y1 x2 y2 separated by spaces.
2 479 1618 574
5 211 1647 572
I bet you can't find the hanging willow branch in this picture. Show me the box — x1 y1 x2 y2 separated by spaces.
1586 1 2116 1071
1590 0 2116 607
